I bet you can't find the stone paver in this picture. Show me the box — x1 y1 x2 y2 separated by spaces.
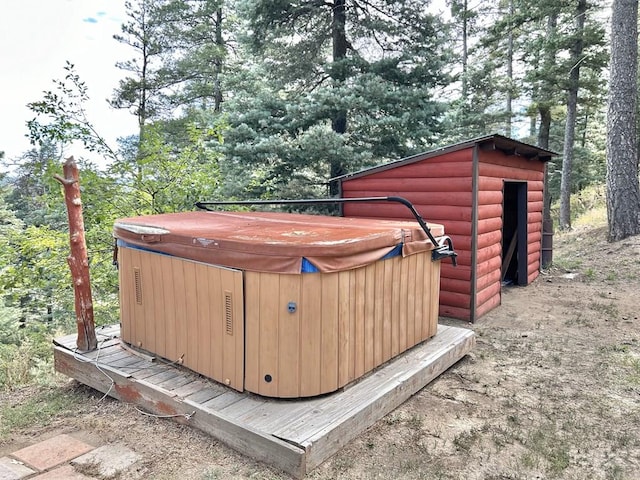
31 464 93 480
72 444 141 480
0 457 36 480
11 434 94 471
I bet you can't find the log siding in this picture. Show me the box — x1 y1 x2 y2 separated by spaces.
339 135 553 321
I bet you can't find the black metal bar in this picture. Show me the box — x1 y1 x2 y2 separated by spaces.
195 196 457 265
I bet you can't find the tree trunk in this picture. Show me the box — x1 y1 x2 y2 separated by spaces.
214 7 223 113
139 40 149 142
505 0 514 137
540 103 553 268
538 106 551 149
54 157 97 351
537 12 557 151
581 109 589 148
331 0 347 120
329 0 348 195
539 12 557 261
606 0 640 241
559 0 587 230
461 0 468 104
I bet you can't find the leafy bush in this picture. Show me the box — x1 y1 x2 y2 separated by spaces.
0 304 58 390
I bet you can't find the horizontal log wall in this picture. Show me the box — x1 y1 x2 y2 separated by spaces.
341 145 547 322
475 150 545 318
342 148 475 320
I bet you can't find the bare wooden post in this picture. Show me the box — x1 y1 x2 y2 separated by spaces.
54 156 98 351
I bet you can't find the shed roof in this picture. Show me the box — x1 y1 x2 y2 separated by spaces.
334 134 558 183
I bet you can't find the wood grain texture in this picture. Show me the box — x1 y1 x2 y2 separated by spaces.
53 341 305 478
439 290 471 309
118 248 244 392
257 273 281 398
441 276 475 295
140 251 156 354
428 258 441 338
478 162 545 181
277 274 301 398
340 143 548 322
475 294 502 318
243 251 438 398
55 323 473 479
342 177 476 194
479 152 546 173
363 265 376 374
172 257 188 369
337 271 353 387
161 255 177 364
342 190 475 206
243 272 261 393
440 263 472 281
300 273 323 397
321 273 340 394
452 230 502 251
476 281 502 306
118 248 132 343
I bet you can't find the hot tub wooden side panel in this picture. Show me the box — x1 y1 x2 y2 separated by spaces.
243 251 440 398
119 247 245 392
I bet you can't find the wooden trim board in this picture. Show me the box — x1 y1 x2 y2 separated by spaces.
54 324 475 478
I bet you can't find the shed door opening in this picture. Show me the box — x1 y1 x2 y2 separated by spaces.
501 181 528 285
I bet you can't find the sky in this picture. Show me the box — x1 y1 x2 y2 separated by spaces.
0 0 136 166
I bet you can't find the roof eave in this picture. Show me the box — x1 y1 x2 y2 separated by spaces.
332 134 558 183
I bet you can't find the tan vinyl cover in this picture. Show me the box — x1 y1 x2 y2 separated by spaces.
113 211 445 274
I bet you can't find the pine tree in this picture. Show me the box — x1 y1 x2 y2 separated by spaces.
111 0 170 138
232 0 451 197
558 0 587 230
606 0 640 241
111 0 235 129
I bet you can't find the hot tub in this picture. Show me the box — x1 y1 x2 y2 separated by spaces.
113 211 447 398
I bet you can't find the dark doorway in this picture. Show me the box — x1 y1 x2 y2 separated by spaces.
501 181 528 285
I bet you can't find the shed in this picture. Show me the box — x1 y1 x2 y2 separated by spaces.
336 134 556 322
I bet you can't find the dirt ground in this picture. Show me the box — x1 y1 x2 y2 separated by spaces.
2 221 640 479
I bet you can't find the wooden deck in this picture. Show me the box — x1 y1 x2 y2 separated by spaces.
54 324 475 478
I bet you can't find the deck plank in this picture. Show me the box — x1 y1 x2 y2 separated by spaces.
185 386 227 404
131 363 173 380
171 379 210 398
142 369 182 386
274 324 466 441
290 326 474 471
217 395 271 419
52 332 79 348
203 391 246 411
54 343 306 478
106 355 147 370
158 373 196 391
64 341 120 360
233 397 326 433
54 323 474 479
108 358 151 373
185 398 307 477
95 348 131 364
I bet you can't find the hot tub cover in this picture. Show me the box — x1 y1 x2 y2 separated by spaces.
113 211 445 274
